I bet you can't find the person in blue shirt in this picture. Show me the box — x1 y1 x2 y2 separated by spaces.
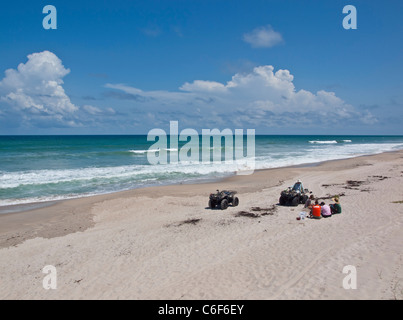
292 179 304 192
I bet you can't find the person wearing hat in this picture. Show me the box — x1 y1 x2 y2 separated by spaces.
330 197 342 214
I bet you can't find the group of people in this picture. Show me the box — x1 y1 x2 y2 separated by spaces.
304 194 342 219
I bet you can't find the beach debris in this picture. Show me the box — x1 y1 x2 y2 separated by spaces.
6 235 21 241
177 218 202 226
323 176 389 190
345 176 388 190
251 205 277 216
235 205 277 218
164 218 202 228
370 175 389 180
321 183 344 188
323 176 388 193
250 206 270 211
317 193 345 201
322 180 365 190
345 180 366 189
235 211 260 218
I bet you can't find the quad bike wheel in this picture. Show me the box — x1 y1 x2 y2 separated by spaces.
291 197 299 206
279 196 286 206
233 197 239 206
220 199 229 210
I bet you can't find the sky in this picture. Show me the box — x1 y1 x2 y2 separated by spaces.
0 0 402 135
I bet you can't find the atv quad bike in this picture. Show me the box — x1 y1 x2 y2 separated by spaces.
279 187 310 207
209 190 239 210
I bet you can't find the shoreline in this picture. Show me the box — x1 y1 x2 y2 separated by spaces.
1 149 402 246
1 149 403 299
2 148 402 216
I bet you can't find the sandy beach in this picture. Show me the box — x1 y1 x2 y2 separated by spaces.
0 150 402 300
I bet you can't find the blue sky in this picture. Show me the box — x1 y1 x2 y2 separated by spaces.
0 0 402 134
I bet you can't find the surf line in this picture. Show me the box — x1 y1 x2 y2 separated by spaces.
146 121 256 175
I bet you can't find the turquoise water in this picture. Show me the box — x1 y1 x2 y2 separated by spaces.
1 135 403 206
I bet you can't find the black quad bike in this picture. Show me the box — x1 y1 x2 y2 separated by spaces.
279 187 310 207
209 190 239 210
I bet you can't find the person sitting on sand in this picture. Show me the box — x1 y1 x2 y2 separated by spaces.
304 194 315 209
330 197 342 214
292 179 304 193
310 200 321 219
320 201 332 218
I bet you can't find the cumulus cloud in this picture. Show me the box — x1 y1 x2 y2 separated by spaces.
0 51 375 133
243 25 284 48
0 51 119 131
106 65 374 130
180 80 227 93
0 51 77 114
0 51 80 128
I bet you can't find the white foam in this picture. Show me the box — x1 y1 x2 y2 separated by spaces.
2 141 403 207
0 193 97 207
129 148 178 154
0 160 244 190
309 140 338 144
2 142 402 190
255 142 403 169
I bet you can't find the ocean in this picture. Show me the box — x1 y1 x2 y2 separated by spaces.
1 135 403 208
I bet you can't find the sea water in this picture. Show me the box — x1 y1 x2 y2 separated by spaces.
1 135 403 207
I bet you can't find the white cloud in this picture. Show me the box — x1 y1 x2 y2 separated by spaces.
0 51 79 125
243 25 284 48
0 51 375 133
106 65 374 129
83 104 116 116
180 80 227 93
82 104 101 114
0 51 121 131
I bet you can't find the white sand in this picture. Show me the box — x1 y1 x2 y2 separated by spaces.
0 151 402 300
